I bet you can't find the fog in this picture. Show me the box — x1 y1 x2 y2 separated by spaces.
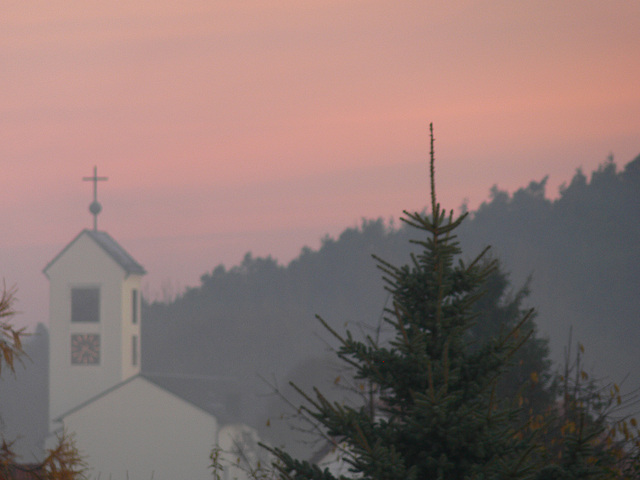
3 154 638 462
2 2 639 477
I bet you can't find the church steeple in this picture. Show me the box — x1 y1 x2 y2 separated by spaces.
45 169 144 431
83 166 108 231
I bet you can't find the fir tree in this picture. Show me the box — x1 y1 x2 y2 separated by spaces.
265 125 540 480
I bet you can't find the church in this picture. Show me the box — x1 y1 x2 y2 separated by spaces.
43 168 260 480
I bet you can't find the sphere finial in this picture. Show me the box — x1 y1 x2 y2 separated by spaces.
89 201 102 216
83 166 108 230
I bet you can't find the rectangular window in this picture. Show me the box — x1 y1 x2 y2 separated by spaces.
71 288 100 323
132 335 138 366
132 289 138 324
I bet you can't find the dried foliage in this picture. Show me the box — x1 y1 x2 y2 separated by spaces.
0 285 26 378
40 431 87 480
0 285 87 480
527 338 640 479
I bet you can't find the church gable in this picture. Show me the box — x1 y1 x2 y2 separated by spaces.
43 168 237 480
60 375 218 480
83 230 146 275
43 229 145 279
57 374 218 421
45 227 145 426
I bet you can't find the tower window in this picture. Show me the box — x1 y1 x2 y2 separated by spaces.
71 287 100 323
132 289 138 324
132 335 138 366
71 334 100 365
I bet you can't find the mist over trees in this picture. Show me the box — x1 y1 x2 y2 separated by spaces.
0 323 49 459
2 154 638 462
141 153 640 454
0 289 86 478
456 154 640 384
266 145 640 480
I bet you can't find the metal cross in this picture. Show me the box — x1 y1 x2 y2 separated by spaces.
83 166 108 230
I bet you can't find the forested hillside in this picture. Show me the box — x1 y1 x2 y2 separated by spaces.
142 219 411 427
456 155 640 381
142 154 640 454
2 154 637 460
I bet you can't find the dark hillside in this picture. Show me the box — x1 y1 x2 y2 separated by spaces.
457 154 640 383
142 220 410 426
140 154 639 452
3 155 636 461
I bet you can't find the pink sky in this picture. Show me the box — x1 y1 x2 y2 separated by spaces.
1 1 639 330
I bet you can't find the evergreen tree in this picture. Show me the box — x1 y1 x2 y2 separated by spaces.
468 264 552 421
265 125 541 480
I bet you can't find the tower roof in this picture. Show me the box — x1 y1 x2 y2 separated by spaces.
43 229 146 277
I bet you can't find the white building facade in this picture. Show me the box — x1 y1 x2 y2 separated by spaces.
44 229 145 430
44 229 222 480
42 171 262 479
60 375 218 480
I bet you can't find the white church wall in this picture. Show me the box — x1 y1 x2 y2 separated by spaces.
47 232 131 426
63 376 218 480
120 275 143 380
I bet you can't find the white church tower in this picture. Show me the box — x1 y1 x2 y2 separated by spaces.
41 168 232 480
44 167 146 430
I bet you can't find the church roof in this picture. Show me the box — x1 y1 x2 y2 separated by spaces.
84 230 146 275
54 374 218 422
142 372 241 424
43 229 146 276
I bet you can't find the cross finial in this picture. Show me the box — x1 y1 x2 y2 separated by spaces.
83 166 108 231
